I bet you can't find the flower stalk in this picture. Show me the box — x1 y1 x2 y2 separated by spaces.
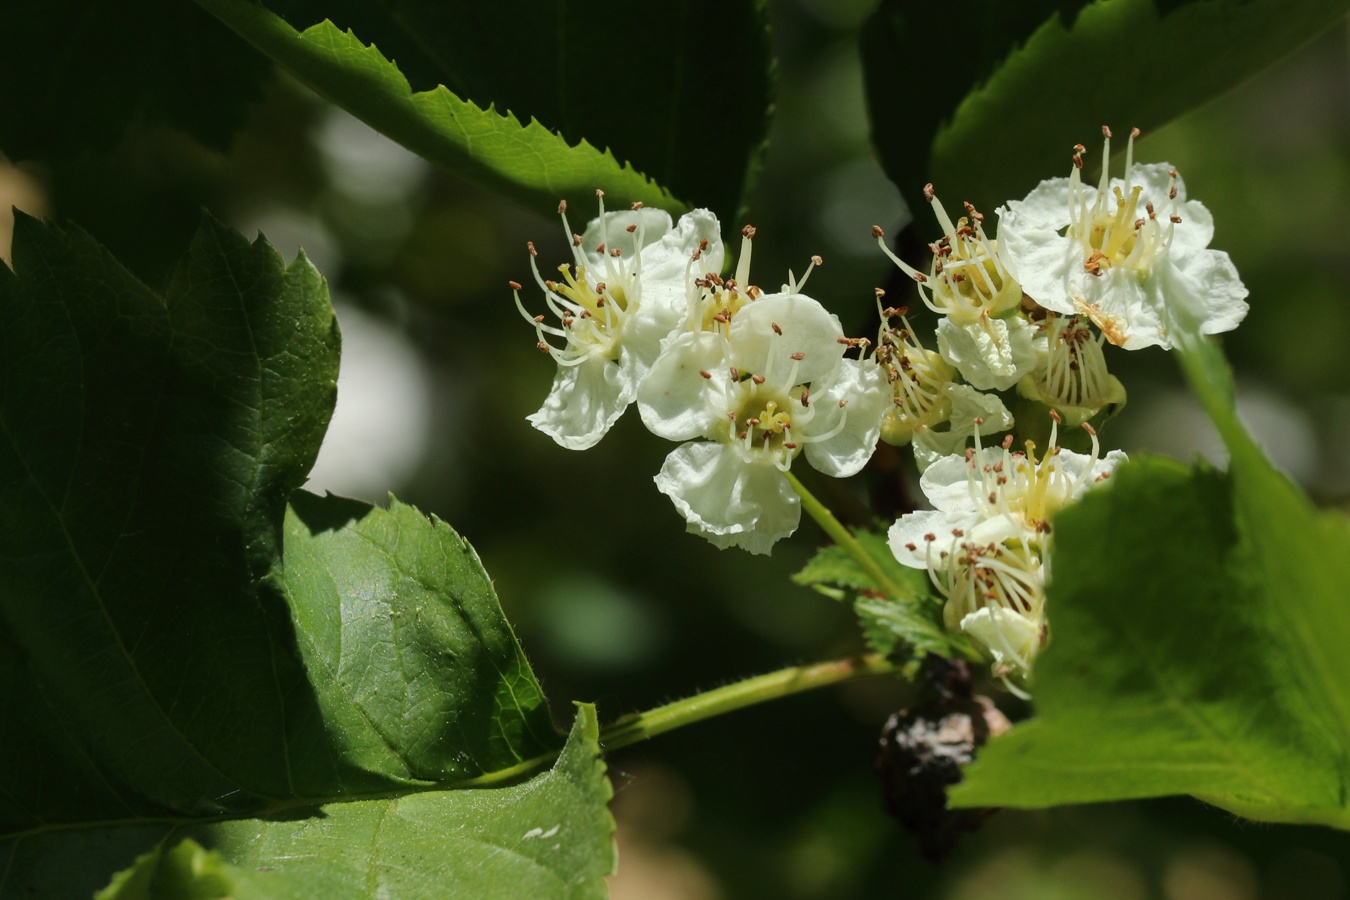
784 471 910 602
599 652 907 752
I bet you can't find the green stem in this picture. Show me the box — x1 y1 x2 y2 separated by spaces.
784 471 907 600
599 653 904 751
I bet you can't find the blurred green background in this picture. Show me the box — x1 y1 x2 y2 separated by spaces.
2 1 1347 897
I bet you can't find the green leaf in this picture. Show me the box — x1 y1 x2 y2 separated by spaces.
0 1 270 160
794 527 952 658
195 0 689 218
863 0 1350 214
259 0 773 226
88 709 614 900
95 839 247 900
0 214 611 894
951 338 1350 828
279 491 559 783
860 0 1089 212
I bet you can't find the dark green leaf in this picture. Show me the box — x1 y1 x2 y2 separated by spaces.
0 214 609 895
860 0 1089 214
89 708 613 900
279 491 559 783
794 528 952 657
259 0 773 225
196 0 700 218
0 1 270 160
863 0 1350 215
952 338 1350 828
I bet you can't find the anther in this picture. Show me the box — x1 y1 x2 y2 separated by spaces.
610 248 622 257
557 200 568 214
595 243 605 254
595 189 605 197
800 389 810 407
811 255 823 266
631 201 643 210
771 322 783 335
1102 125 1112 138
789 351 805 361
536 342 550 352
1049 409 1063 424
572 234 582 247
923 183 935 202
1170 215 1183 224
527 242 537 256
508 280 522 290
872 225 885 238
699 369 712 379
751 375 766 384
626 224 637 233
783 442 798 449
532 314 545 323
1130 127 1141 138
729 367 739 381
742 224 757 239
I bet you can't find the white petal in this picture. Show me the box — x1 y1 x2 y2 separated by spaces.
728 292 845 385
936 316 1037 391
643 208 723 282
911 384 1012 472
887 509 969 569
527 355 634 450
654 441 799 555
803 360 887 478
959 607 1042 676
997 178 1078 314
918 450 985 513
637 332 731 441
1164 249 1249 340
580 208 673 270
623 288 688 376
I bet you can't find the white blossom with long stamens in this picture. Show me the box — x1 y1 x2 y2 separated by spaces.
873 188 1036 390
874 302 1013 471
888 417 1126 687
640 291 887 554
514 194 722 450
1017 313 1127 427
997 127 1248 350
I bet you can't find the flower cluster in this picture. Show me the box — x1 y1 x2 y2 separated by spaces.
514 128 1249 683
889 416 1126 691
515 193 886 554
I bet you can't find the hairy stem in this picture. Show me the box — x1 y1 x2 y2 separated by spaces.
599 653 905 751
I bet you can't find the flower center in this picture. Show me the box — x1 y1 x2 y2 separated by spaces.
726 383 807 468
874 186 1022 326
938 539 1045 626
967 415 1106 536
875 306 955 444
1068 127 1178 277
514 192 650 366
1038 315 1113 409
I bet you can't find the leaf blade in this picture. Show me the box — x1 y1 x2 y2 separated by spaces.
196 0 687 217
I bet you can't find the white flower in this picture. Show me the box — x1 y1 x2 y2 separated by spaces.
1016 313 1126 427
874 305 1014 471
873 187 1036 389
873 185 1022 326
997 127 1249 350
935 314 1038 392
514 193 722 449
887 418 1126 684
640 292 887 554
